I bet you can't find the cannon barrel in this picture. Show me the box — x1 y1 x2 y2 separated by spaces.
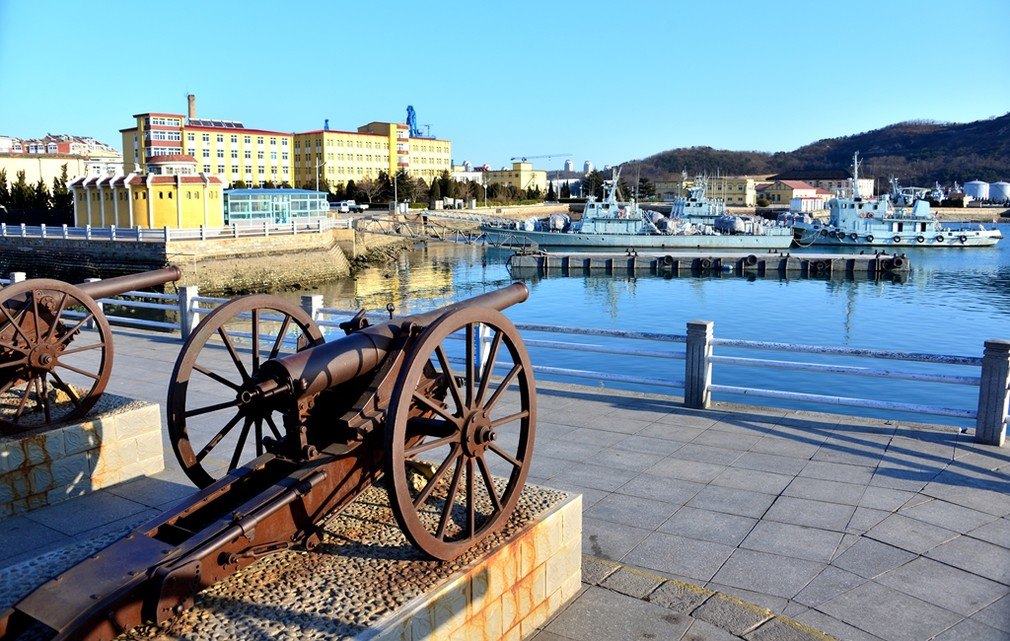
258 282 529 399
75 265 183 300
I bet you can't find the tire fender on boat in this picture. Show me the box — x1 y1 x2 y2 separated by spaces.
892 235 901 243
892 257 905 268
662 255 674 266
744 254 758 266
820 229 829 237
935 235 944 243
959 235 968 243
916 235 925 243
866 234 874 243
699 258 712 269
849 233 858 241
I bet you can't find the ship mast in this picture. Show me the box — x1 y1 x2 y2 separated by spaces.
852 152 861 199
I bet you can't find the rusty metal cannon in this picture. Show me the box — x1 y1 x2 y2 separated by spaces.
0 267 183 432
0 283 536 641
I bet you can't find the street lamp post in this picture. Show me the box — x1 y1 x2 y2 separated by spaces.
393 171 398 213
315 158 326 192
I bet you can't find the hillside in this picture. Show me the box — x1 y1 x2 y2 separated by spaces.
632 112 1010 187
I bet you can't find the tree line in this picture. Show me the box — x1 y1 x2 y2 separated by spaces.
0 165 74 226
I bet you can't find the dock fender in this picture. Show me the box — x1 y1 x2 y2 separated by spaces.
935 235 944 243
959 235 968 243
744 254 757 266
916 235 925 243
892 256 905 268
662 255 674 266
892 235 901 243
866 234 874 243
699 257 712 269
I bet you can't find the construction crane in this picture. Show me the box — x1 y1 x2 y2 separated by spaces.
510 153 572 162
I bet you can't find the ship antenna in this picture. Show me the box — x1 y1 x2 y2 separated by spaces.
852 152 861 199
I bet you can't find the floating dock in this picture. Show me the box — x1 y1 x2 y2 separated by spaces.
506 250 911 278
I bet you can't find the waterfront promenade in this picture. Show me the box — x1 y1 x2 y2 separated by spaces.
2 327 1009 641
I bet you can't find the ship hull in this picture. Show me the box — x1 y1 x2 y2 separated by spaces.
482 227 794 250
794 226 1002 248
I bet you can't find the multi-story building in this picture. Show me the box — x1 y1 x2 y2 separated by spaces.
120 99 293 188
121 96 452 190
705 176 760 206
0 133 123 185
69 155 224 229
758 180 819 205
484 162 547 193
769 169 874 197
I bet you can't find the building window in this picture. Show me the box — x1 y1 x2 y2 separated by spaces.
232 165 239 173
269 137 276 145
168 192 173 199
187 133 195 142
231 135 238 143
258 166 265 174
202 134 210 142
257 136 264 145
231 150 238 159
218 165 225 173
257 151 264 159
204 165 211 172
158 192 163 199
217 150 224 158
270 152 277 160
282 152 288 161
244 151 251 159
216 134 224 143
282 139 288 146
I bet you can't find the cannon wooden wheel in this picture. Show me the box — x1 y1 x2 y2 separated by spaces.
168 295 324 488
386 306 535 560
0 279 112 433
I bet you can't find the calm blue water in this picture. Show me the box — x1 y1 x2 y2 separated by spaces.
298 223 1010 428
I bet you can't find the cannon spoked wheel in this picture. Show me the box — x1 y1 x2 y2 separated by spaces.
0 279 112 433
168 295 324 488
386 306 535 560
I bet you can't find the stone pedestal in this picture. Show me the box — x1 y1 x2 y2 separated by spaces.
0 395 164 518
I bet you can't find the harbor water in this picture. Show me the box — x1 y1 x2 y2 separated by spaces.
293 223 1010 428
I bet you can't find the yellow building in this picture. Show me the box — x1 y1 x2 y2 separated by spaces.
293 122 451 188
759 180 818 205
706 177 760 206
68 155 224 229
121 96 452 190
120 105 293 188
484 162 547 193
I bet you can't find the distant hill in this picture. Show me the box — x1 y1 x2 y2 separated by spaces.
632 112 1010 188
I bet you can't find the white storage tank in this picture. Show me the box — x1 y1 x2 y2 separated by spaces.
990 181 1010 202
965 180 990 200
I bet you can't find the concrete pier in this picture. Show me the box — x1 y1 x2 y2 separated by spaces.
508 250 911 280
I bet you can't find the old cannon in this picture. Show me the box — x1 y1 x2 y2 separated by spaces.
0 267 183 432
0 283 536 641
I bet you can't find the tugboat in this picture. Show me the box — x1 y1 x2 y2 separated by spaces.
481 170 794 250
792 153 1002 248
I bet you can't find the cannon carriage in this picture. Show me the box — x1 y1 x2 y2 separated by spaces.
0 268 183 431
0 282 537 641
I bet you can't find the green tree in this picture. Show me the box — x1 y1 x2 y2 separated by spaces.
546 181 557 201
51 164 73 225
0 169 9 213
582 170 605 199
232 179 247 188
345 179 357 201
262 179 277 189
9 171 31 220
637 177 655 198
560 182 571 199
429 178 442 203
32 179 52 221
376 170 393 202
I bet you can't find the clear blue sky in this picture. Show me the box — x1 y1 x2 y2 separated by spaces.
1 0 1007 172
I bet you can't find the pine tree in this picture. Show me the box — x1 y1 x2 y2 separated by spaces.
345 179 357 201
547 182 557 201
430 178 442 203
10 171 31 221
561 182 571 199
0 169 9 213
51 164 73 225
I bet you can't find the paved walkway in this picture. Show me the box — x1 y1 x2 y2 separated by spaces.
3 327 1010 641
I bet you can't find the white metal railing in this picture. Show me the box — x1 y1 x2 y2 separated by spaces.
5 274 1007 445
0 217 352 243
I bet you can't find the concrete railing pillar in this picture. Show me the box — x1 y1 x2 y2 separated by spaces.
300 294 323 322
975 339 1010 446
83 278 102 329
178 285 200 340
9 272 26 283
685 320 714 409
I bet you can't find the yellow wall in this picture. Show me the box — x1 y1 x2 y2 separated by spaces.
485 162 547 193
72 180 224 229
292 129 393 189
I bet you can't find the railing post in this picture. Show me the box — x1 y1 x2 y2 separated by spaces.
264 221 269 237
110 225 117 240
62 224 68 239
83 278 102 329
86 224 92 240
975 339 1010 446
300 294 323 322
232 224 238 238
200 225 206 241
685 320 714 409
1 223 6 236
40 223 46 238
137 226 142 242
20 223 26 237
9 271 26 283
178 285 200 340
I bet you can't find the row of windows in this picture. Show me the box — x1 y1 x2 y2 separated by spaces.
146 117 181 127
186 133 289 146
78 189 218 201
294 139 390 150
148 131 182 141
